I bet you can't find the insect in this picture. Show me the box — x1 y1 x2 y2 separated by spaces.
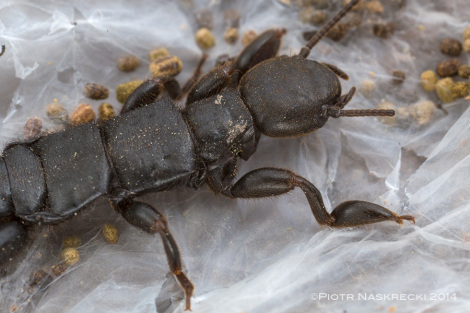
0 0 415 310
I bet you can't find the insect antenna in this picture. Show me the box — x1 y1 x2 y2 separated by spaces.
339 109 395 117
299 0 359 59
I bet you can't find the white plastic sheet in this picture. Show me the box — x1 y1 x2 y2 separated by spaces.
1 0 470 312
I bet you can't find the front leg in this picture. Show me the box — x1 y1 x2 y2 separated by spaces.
210 167 414 227
113 199 194 311
234 29 286 81
186 29 285 105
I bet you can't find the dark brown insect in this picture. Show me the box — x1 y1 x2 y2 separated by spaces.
1 0 414 310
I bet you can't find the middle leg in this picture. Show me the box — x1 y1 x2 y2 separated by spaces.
112 199 194 311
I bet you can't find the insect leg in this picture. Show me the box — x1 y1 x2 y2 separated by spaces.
176 53 208 101
234 29 285 78
217 167 414 227
0 219 28 265
206 158 238 194
322 63 349 80
114 199 194 311
119 76 185 113
120 80 165 114
163 78 181 100
186 61 235 105
186 28 286 106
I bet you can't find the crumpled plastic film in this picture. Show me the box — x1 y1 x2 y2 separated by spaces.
1 0 470 312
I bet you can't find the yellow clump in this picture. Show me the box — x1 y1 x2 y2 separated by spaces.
148 48 170 62
149 56 183 79
420 70 438 92
63 235 81 248
116 80 143 104
195 28 216 50
98 103 115 122
60 247 80 266
435 77 455 103
103 224 119 244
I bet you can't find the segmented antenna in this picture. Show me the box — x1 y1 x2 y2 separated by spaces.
339 109 395 117
299 0 359 59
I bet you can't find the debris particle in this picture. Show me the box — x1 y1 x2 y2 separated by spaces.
391 70 405 84
63 235 82 248
60 247 80 266
436 59 461 77
46 99 68 124
83 83 109 100
103 224 119 244
224 27 239 44
148 47 170 62
409 100 436 125
463 39 470 53
420 70 438 91
366 0 384 14
440 38 462 56
195 28 216 50
327 23 348 41
451 81 469 99
373 23 394 39
117 55 140 72
23 117 42 140
98 103 115 122
242 30 257 46
69 103 96 126
458 65 470 78
463 27 470 41
359 78 376 97
149 55 183 79
435 77 455 103
51 263 68 276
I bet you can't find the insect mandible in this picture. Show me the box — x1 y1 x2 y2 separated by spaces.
0 0 414 310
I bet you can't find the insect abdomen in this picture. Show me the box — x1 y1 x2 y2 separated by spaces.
3 123 110 224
